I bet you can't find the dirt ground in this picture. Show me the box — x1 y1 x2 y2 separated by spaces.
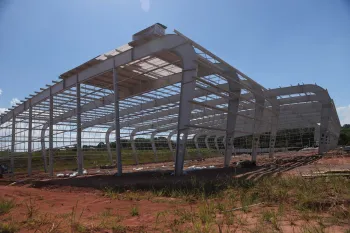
1 150 350 232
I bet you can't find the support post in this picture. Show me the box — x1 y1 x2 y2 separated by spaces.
269 116 278 158
314 125 320 147
28 105 32 176
113 67 122 175
204 135 211 150
269 98 279 158
173 43 198 176
319 103 331 154
49 93 54 177
251 100 264 162
193 134 202 157
167 130 176 160
224 73 241 167
130 130 138 165
10 113 15 176
105 128 113 163
151 131 158 162
76 82 83 175
214 135 220 152
174 68 197 175
40 125 48 172
222 135 226 149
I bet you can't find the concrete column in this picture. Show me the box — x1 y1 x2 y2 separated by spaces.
314 125 320 147
28 105 32 176
269 97 280 158
167 130 176 160
319 103 331 154
214 135 219 152
224 73 241 167
151 131 158 162
113 67 122 175
10 113 15 176
76 82 83 175
269 116 278 158
222 135 226 149
174 51 197 176
40 125 48 172
251 99 264 162
204 135 211 150
105 128 113 163
49 93 54 177
130 130 138 165
193 133 203 157
193 134 200 150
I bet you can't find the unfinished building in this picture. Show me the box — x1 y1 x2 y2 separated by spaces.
0 24 341 177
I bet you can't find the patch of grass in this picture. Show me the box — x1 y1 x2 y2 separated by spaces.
25 213 63 233
70 201 86 233
198 202 215 224
261 209 280 231
130 206 139 217
173 208 193 223
104 187 118 199
101 208 113 218
0 199 15 215
215 202 225 212
301 225 326 233
112 224 126 233
0 222 18 233
71 222 87 233
24 197 38 219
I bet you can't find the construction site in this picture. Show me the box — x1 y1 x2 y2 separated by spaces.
0 24 349 233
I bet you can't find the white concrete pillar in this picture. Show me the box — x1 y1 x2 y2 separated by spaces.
224 73 241 167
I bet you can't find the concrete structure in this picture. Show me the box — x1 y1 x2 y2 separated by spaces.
0 24 341 177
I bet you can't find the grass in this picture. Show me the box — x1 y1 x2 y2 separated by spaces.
0 222 18 233
301 225 326 233
1 171 350 232
130 206 139 217
0 199 15 215
100 174 350 232
112 225 126 233
260 209 280 231
24 197 38 220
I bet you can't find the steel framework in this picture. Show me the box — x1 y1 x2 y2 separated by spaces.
0 24 341 177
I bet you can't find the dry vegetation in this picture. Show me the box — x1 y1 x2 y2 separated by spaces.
0 174 350 233
1 151 350 233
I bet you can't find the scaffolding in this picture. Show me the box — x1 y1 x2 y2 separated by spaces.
0 24 341 177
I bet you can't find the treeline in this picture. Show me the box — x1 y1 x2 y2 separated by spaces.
338 124 350 146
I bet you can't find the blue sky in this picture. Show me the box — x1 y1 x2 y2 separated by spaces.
0 0 349 124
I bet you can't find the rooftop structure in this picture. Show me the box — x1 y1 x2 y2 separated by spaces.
0 24 341 177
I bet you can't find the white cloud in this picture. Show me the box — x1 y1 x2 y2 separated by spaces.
10 98 20 106
0 88 2 96
140 0 150 12
337 105 350 125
